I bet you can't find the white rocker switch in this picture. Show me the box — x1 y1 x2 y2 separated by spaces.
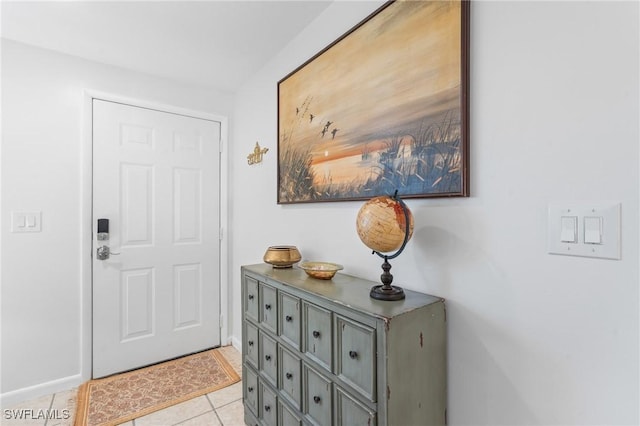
560 216 578 243
584 216 603 244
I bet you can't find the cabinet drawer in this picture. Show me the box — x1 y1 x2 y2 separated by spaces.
245 322 259 368
260 380 278 426
278 345 301 410
259 331 278 386
334 386 376 426
244 276 259 322
335 315 376 401
302 363 332 426
302 302 332 372
278 400 302 426
279 292 301 349
244 407 260 426
244 367 259 416
260 283 278 332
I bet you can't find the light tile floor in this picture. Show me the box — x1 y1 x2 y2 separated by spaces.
2 346 245 426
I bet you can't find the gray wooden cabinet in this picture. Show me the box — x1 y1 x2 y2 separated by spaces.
241 264 446 426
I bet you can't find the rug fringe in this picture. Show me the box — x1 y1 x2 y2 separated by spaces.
74 381 90 426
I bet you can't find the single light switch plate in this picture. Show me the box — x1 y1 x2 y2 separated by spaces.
11 211 42 233
548 203 620 260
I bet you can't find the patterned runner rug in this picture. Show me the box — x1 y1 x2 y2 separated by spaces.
74 348 240 426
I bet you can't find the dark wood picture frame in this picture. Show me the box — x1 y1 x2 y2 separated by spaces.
277 0 470 204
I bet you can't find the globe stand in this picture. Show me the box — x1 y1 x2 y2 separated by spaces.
370 256 405 301
369 191 410 301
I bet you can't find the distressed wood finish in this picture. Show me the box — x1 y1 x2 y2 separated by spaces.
242 263 446 426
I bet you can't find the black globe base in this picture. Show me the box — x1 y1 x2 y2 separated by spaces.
370 256 406 301
370 284 405 301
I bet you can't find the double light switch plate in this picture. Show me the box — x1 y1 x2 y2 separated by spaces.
548 203 621 260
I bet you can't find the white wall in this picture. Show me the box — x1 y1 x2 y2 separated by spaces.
230 1 639 425
0 39 233 404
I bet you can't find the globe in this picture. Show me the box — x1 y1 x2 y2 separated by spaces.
356 195 414 254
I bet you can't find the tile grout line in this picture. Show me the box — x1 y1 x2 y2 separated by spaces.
204 394 225 426
170 410 215 426
43 393 55 426
212 397 243 410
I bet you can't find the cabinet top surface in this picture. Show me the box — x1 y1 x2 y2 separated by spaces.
242 263 443 320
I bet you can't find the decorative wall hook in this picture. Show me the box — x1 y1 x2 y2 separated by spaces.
247 142 268 165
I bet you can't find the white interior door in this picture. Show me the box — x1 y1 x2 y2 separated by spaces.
92 99 221 378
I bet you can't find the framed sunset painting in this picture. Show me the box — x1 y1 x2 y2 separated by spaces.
277 0 470 204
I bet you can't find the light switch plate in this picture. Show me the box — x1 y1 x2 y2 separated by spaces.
548 203 620 260
11 211 42 233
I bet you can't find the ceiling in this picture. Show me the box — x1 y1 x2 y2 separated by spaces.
1 1 333 93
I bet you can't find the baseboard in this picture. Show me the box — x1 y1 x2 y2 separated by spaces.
0 374 82 409
229 335 242 352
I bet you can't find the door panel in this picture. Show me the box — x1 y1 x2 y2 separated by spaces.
173 263 202 329
174 168 201 243
121 164 153 246
92 99 221 378
121 267 155 341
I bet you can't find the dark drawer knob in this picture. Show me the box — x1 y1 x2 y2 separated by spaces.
248 294 254 300
313 396 321 404
265 354 271 361
349 350 358 359
248 340 254 346
312 330 321 338
285 315 293 322
265 304 271 310
286 372 293 380
264 405 271 412
248 386 254 392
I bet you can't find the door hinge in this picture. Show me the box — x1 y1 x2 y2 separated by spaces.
219 314 224 328
219 138 223 153
219 227 224 240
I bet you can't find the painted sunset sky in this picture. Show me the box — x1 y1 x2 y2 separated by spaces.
279 0 462 187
